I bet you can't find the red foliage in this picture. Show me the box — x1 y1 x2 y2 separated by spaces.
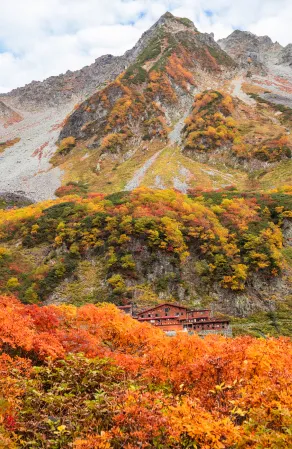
0 295 291 448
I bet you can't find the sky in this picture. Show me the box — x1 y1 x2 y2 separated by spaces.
0 0 292 93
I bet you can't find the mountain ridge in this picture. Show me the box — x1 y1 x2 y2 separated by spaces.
1 12 292 107
0 12 202 109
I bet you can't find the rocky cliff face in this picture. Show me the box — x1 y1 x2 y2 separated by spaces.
2 54 126 110
0 100 23 127
218 29 292 72
280 43 292 66
218 30 283 68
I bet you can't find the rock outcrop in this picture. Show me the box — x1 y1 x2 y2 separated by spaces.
280 43 292 66
0 100 23 127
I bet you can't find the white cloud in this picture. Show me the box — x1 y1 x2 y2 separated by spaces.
0 0 291 92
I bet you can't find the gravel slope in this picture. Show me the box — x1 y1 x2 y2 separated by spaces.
0 103 74 201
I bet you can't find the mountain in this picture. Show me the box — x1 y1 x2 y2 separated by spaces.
0 12 292 202
54 13 292 198
0 12 291 335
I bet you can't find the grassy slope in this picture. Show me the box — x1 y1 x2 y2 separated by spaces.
53 141 249 194
142 145 247 190
53 138 292 196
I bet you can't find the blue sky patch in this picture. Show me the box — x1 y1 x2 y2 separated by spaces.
0 41 8 54
204 10 213 17
138 11 146 20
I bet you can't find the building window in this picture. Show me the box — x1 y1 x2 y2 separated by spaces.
165 313 168 317
165 307 169 312
148 314 151 318
141 315 144 318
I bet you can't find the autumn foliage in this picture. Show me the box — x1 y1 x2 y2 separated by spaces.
57 136 76 155
0 295 291 448
0 138 21 154
183 91 238 152
183 91 292 164
0 188 289 304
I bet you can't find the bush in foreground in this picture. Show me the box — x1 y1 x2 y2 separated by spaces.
0 295 291 448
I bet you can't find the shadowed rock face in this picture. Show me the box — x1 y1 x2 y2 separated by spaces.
0 192 33 208
280 44 292 66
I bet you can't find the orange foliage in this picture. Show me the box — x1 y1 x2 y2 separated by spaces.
0 295 35 351
0 138 21 154
0 296 290 448
82 78 171 151
147 71 177 102
184 90 238 152
233 134 292 162
166 47 195 89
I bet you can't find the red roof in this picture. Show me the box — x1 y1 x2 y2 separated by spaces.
137 303 188 316
137 303 212 317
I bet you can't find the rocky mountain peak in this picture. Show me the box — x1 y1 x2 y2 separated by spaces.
122 11 199 64
0 13 199 110
154 11 197 31
59 12 236 149
218 29 286 67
